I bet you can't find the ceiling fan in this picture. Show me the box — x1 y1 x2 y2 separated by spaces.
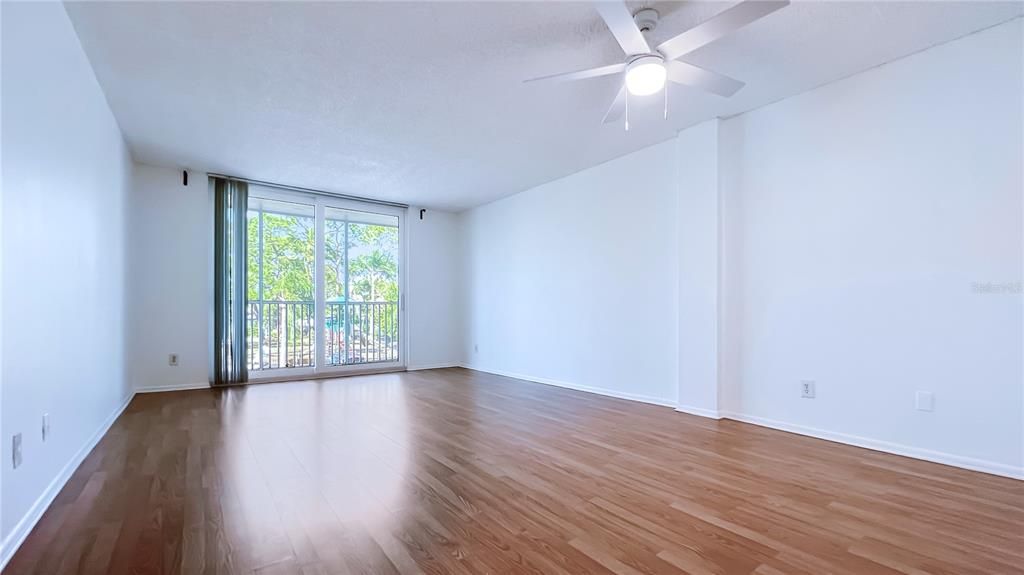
526 0 789 129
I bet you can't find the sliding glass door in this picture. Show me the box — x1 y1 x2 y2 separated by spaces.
246 187 404 379
323 207 401 367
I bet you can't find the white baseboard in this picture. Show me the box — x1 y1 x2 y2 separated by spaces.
135 382 209 393
0 392 135 570
675 404 723 420
719 411 1024 480
462 365 1021 480
460 364 676 408
406 362 461 371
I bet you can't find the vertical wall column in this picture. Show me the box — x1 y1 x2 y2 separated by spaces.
675 120 723 418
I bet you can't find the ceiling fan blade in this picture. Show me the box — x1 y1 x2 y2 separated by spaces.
602 84 627 124
594 1 651 56
666 60 745 97
656 0 789 61
524 62 626 84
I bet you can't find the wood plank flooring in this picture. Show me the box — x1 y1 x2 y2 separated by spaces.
5 367 1023 574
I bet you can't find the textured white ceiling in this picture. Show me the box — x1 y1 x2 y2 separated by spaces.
66 1 1022 211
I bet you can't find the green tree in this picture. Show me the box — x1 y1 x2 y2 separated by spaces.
350 250 397 302
247 212 316 298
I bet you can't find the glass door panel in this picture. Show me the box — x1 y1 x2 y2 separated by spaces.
323 207 400 367
246 196 316 373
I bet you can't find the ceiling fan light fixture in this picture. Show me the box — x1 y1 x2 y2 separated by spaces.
625 55 666 96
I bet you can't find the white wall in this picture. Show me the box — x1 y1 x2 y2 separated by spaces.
127 165 211 392
1 0 133 559
676 120 722 417
407 208 462 369
460 140 680 405
0 0 6 541
718 18 1023 475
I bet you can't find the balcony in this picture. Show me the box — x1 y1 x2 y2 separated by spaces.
246 300 399 371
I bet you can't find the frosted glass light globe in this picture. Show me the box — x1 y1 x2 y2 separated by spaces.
625 56 666 96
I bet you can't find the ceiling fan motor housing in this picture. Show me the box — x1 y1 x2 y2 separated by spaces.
633 8 659 34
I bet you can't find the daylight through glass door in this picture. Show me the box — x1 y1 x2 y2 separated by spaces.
323 207 400 366
246 197 316 371
246 192 402 376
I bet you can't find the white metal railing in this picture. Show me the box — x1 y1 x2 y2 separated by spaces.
246 300 398 371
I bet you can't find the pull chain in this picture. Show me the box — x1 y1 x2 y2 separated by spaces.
625 91 630 131
664 82 669 120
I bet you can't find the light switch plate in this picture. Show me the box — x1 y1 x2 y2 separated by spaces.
800 380 816 399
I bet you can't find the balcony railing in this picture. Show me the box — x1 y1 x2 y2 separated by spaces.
246 300 398 371
325 301 399 366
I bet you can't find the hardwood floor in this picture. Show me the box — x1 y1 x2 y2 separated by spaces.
6 368 1023 574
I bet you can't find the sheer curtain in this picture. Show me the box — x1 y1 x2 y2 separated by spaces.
211 177 248 385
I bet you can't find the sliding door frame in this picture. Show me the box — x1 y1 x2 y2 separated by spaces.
314 196 407 376
246 186 407 382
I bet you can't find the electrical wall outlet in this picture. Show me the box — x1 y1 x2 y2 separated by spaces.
915 391 935 412
800 380 816 399
12 433 22 469
169 353 179 366
42 414 50 442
